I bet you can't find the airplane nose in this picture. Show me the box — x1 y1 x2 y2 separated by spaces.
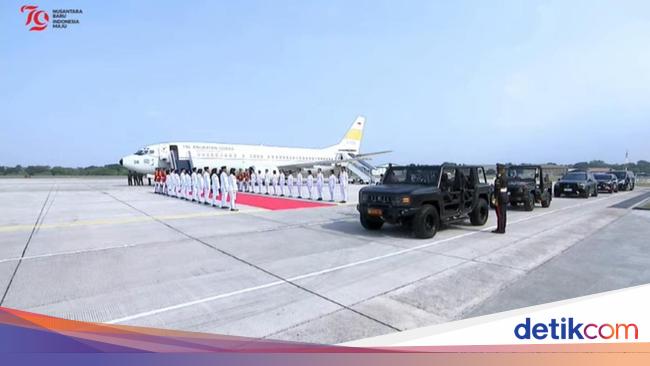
119 159 123 166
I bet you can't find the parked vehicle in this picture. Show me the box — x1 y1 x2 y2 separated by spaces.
553 171 598 198
506 165 552 211
594 173 618 193
611 170 636 191
357 164 492 238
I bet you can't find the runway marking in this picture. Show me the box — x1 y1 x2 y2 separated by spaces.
0 207 267 233
106 191 630 324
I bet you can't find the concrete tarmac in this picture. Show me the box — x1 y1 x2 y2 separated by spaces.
0 177 648 344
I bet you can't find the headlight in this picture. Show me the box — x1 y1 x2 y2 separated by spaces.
401 196 411 205
392 196 411 205
579 183 585 188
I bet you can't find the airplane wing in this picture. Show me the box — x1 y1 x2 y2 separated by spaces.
277 150 392 171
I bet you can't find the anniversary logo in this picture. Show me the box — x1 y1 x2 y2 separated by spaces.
20 5 83 31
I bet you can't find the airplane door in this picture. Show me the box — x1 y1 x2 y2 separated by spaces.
169 145 179 170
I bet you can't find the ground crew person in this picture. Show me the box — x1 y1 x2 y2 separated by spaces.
287 170 294 197
316 168 324 201
306 170 314 200
210 168 220 207
272 170 279 196
229 168 238 211
279 170 286 197
328 170 337 202
220 166 229 209
127 171 133 186
493 163 508 234
296 168 304 198
339 167 349 203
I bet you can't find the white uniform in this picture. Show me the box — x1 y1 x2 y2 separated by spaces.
203 171 210 204
306 174 314 200
287 174 294 197
263 171 270 194
211 173 220 207
228 173 238 210
272 173 279 196
181 172 187 199
316 171 324 200
220 171 229 208
328 174 337 201
191 171 198 201
196 172 204 203
339 170 349 202
296 172 304 198
250 172 256 193
175 173 182 198
166 173 174 196
279 172 286 196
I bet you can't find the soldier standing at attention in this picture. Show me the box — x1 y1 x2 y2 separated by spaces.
306 170 314 200
328 170 337 202
296 168 304 198
339 167 349 203
493 163 508 234
287 170 295 197
279 170 286 197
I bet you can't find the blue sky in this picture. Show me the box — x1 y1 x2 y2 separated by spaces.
1 0 649 167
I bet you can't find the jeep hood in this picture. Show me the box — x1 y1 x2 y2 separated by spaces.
361 184 438 195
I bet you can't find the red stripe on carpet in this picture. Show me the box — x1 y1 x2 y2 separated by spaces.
235 193 333 210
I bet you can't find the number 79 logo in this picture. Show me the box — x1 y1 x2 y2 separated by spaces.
20 5 49 32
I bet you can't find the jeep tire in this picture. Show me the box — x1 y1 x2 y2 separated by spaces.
541 193 551 208
523 192 534 211
412 204 439 239
470 198 489 226
360 214 384 231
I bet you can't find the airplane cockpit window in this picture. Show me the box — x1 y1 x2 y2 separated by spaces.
135 149 145 155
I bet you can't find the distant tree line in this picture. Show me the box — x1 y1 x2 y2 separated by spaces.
0 164 129 177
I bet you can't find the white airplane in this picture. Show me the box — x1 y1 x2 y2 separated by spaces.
119 116 388 176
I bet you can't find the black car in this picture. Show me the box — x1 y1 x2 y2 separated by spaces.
594 173 618 193
554 171 598 198
357 164 492 239
506 165 552 211
611 170 636 191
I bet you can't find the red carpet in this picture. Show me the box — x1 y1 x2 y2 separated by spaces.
209 192 334 210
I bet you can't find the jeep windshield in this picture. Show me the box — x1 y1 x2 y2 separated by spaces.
382 166 440 185
507 167 537 181
612 171 627 179
594 174 612 180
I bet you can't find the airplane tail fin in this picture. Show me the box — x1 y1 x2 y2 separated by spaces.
336 116 366 154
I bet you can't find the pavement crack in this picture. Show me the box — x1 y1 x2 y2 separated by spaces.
0 184 56 306
98 190 401 332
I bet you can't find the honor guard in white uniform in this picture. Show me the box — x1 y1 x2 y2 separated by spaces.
219 166 229 209
279 171 286 197
272 170 279 196
287 171 294 197
263 169 270 195
190 168 198 202
316 168 324 201
175 171 182 198
296 169 304 198
250 170 257 193
166 170 174 197
203 167 211 204
328 170 337 202
180 170 188 199
257 170 263 194
306 170 314 200
210 168 220 207
228 168 238 211
339 167 349 203
196 169 205 204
